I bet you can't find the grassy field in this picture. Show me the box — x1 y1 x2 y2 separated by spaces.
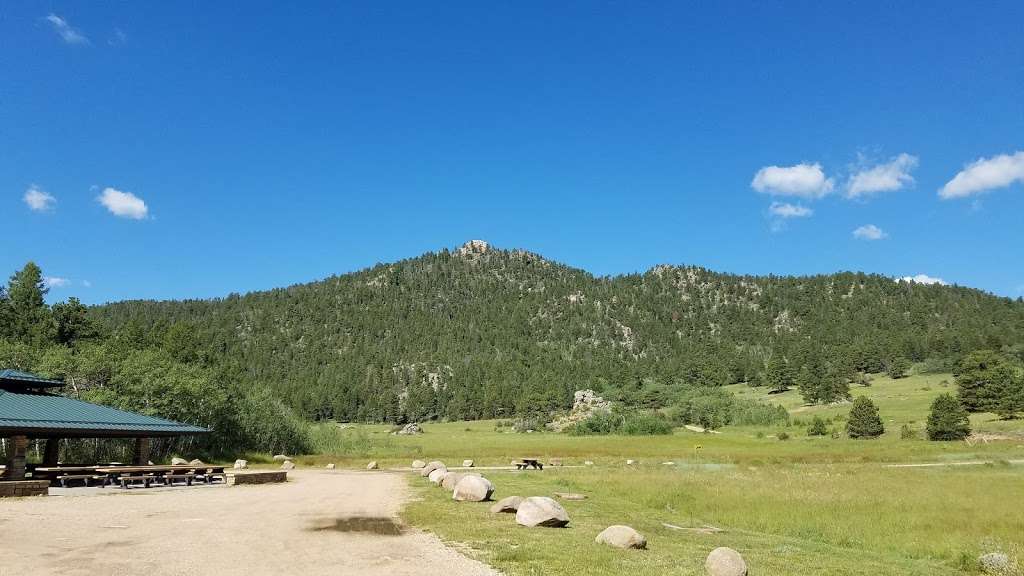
286 373 1023 575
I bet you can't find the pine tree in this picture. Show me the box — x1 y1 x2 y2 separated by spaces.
796 364 819 404
846 396 884 438
955 350 1016 412
886 357 910 379
807 416 828 436
765 356 793 394
926 393 971 440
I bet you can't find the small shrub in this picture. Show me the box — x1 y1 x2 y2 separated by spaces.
807 416 828 436
900 424 918 440
777 431 790 441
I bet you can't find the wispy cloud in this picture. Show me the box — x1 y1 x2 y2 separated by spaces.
769 202 813 218
752 163 834 199
846 153 918 198
44 276 71 288
45 13 89 45
108 28 127 46
940 151 1024 199
898 274 946 286
97 187 149 219
853 224 887 240
24 185 56 212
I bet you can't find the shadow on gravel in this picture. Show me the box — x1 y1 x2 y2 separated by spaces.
307 516 405 536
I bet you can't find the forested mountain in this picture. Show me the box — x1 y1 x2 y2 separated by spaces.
88 241 1024 423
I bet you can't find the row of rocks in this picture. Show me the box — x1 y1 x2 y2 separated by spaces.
416 458 748 575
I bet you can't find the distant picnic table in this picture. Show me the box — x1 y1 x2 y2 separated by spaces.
515 458 544 470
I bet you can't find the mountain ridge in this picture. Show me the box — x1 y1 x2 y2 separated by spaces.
88 240 1024 423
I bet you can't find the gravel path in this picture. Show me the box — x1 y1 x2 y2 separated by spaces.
0 469 498 576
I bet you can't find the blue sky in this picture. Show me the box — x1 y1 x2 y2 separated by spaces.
3 2 1023 304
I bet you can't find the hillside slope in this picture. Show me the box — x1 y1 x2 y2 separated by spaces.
90 241 1024 422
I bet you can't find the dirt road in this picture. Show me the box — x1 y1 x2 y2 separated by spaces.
0 470 497 576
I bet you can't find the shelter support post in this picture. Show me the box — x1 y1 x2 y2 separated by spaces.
5 435 28 480
133 437 151 465
42 438 60 466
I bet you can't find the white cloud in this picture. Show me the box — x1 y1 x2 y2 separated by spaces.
44 276 70 288
769 202 813 218
853 224 887 240
846 153 918 198
97 187 149 219
45 14 89 45
940 151 1024 199
23 185 56 211
899 274 947 286
752 163 834 199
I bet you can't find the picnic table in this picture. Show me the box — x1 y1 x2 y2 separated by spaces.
515 458 544 470
96 465 227 489
31 466 103 487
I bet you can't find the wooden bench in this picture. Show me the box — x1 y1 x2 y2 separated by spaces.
56 474 100 488
162 473 195 486
117 474 156 489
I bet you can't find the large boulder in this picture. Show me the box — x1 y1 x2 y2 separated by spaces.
428 468 447 485
705 547 747 576
453 475 494 502
595 525 647 549
979 552 1011 574
420 461 446 477
272 454 290 462
411 460 427 469
281 460 295 470
441 472 467 491
170 457 189 465
515 496 570 527
366 461 378 470
189 459 205 466
233 459 248 470
462 459 474 468
489 496 523 514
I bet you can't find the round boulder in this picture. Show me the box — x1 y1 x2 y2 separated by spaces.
489 496 523 514
233 459 248 470
411 459 426 469
326 463 336 469
420 461 446 477
366 461 378 470
171 457 189 465
979 552 1011 574
515 496 570 527
453 475 494 502
189 459 204 466
596 525 647 550
462 459 475 467
428 468 447 485
272 454 289 462
281 460 295 470
705 547 747 576
441 472 471 491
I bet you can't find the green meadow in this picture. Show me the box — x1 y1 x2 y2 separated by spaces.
283 373 1023 575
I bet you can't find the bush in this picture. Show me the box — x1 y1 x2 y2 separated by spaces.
807 416 828 436
777 431 790 441
926 393 971 441
567 410 672 436
900 424 918 440
846 396 884 438
619 412 673 435
666 386 788 429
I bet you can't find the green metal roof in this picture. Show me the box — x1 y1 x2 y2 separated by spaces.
0 369 64 389
0 389 210 438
